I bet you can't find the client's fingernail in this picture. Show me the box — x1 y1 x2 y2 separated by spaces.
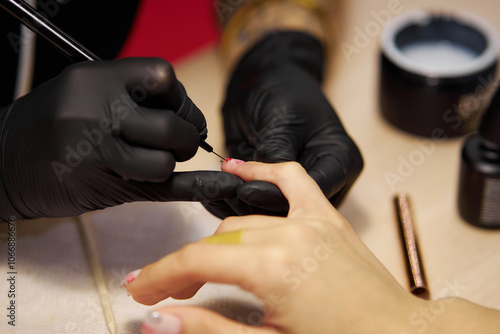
122 269 141 286
224 158 245 165
141 311 181 334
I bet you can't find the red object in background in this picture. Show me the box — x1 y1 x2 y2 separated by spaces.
118 0 220 63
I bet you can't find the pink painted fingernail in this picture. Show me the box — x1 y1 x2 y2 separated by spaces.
141 311 182 334
123 269 141 286
224 158 245 165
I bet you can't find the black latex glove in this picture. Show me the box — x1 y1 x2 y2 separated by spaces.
203 32 363 218
0 58 242 221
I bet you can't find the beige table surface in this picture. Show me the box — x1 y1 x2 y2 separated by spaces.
2 0 500 333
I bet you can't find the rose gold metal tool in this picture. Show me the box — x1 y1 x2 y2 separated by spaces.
394 193 430 299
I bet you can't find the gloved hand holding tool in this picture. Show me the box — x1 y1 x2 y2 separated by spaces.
0 1 239 221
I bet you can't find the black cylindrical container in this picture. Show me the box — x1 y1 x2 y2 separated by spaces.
458 80 500 228
380 10 498 138
458 135 500 228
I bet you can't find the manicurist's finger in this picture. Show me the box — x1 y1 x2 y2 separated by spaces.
107 143 176 182
237 180 289 213
119 106 200 161
117 57 208 137
141 306 279 334
125 171 242 202
222 160 335 219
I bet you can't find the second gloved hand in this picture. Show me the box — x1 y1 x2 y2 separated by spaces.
0 58 242 221
203 32 363 218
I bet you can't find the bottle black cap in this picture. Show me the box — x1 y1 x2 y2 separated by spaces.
478 85 500 151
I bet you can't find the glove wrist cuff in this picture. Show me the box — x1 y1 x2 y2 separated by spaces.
220 0 330 72
229 31 325 86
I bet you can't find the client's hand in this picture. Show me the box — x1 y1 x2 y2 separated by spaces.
124 161 500 334
124 161 415 333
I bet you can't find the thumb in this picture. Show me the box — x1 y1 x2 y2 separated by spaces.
141 306 280 334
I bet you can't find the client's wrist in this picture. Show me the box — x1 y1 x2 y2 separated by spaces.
422 297 500 334
389 296 500 334
375 293 430 334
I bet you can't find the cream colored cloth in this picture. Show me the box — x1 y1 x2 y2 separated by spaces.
0 202 262 334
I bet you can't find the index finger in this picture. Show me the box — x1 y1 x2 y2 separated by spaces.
222 160 336 219
116 58 208 137
125 241 265 306
126 171 243 202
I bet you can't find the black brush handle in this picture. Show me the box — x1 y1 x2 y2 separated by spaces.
0 0 100 61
